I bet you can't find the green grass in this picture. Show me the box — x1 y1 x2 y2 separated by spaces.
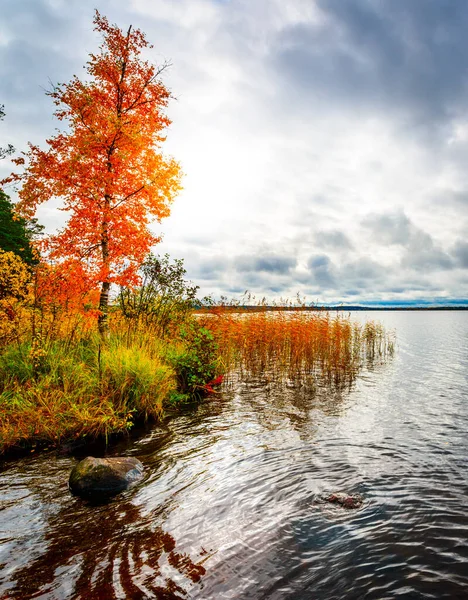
0 335 177 453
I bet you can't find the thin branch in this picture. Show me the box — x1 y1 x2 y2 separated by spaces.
111 184 145 210
79 243 101 258
115 25 132 116
123 61 171 114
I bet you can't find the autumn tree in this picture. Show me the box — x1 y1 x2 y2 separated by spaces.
3 11 182 335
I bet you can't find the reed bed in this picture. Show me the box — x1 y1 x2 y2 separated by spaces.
201 309 393 388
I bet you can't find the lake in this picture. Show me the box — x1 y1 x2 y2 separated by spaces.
1 311 467 599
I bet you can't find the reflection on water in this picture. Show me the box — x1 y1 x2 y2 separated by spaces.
6 497 206 599
1 311 468 599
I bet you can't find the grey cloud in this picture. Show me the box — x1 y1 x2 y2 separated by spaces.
0 1 96 150
363 211 454 271
226 286 247 295
435 190 468 207
402 249 453 271
342 258 382 281
189 257 226 280
189 245 454 301
383 277 442 293
270 0 468 130
341 272 442 299
0 1 90 87
362 212 412 245
452 241 468 268
402 229 454 271
307 254 336 289
315 229 354 250
265 283 290 294
234 254 296 274
2 0 70 50
237 271 291 294
305 254 390 295
0 43 70 125
309 255 330 269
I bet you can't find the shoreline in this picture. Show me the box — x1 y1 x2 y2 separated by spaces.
195 305 468 313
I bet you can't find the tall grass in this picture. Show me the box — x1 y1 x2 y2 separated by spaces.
201 309 393 387
0 309 393 454
0 335 176 453
100 335 176 419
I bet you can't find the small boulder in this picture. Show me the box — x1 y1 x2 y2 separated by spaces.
69 456 144 499
325 492 363 509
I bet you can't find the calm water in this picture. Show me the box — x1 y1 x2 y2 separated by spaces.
1 311 468 599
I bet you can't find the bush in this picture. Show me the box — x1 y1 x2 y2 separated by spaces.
0 251 223 454
118 253 198 336
0 249 31 345
166 320 219 403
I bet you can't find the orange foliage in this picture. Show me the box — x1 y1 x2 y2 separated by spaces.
28 260 101 341
3 11 181 316
35 260 99 315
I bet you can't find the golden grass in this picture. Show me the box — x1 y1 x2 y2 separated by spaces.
200 309 393 387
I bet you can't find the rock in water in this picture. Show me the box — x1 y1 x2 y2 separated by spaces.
69 456 144 499
326 492 363 509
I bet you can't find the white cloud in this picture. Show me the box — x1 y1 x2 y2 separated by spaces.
1 0 467 304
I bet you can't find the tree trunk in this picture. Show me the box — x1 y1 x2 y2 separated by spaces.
98 280 110 337
99 196 111 338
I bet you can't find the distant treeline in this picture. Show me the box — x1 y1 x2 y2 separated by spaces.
195 305 468 312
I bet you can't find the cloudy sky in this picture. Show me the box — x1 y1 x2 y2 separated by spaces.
1 0 468 305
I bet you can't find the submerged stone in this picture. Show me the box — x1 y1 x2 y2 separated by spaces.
325 492 363 509
69 456 144 499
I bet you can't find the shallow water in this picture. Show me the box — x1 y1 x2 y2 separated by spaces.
1 311 468 599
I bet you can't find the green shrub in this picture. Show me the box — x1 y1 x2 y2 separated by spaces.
118 253 199 336
166 320 219 402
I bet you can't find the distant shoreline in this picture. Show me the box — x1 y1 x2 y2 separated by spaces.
196 305 468 312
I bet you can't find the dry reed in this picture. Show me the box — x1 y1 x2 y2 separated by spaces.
201 309 393 388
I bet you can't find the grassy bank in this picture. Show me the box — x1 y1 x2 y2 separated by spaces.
1 336 171 452
0 309 393 455
0 253 393 456
0 325 220 455
0 253 221 455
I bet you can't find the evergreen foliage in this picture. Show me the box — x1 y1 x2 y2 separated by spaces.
0 191 41 266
